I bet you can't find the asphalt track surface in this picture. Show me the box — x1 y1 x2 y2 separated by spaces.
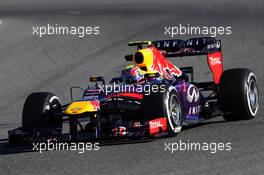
0 0 264 174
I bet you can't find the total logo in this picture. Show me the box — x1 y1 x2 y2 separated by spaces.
209 56 222 66
186 84 199 102
149 121 163 129
149 118 167 135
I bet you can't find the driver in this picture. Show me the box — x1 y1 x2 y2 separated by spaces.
121 65 144 84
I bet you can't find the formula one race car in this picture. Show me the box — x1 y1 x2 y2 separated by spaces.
8 37 259 146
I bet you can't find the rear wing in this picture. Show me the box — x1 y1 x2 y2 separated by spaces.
127 37 223 84
153 37 223 84
152 37 221 57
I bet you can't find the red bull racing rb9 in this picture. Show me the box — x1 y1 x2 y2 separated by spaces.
8 37 259 146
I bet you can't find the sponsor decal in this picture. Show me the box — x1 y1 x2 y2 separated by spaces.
133 122 141 128
155 39 184 48
186 38 207 46
150 121 163 129
84 95 99 100
207 41 221 49
186 85 199 102
112 126 127 136
151 48 182 78
207 51 223 84
188 105 201 115
90 100 100 110
149 118 167 135
209 56 222 66
83 90 101 99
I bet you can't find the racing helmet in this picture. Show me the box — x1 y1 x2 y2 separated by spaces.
121 65 144 84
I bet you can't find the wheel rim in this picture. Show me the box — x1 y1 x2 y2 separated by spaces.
44 96 61 112
246 74 259 116
169 94 181 126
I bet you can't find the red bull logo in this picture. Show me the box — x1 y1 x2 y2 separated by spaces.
151 47 182 79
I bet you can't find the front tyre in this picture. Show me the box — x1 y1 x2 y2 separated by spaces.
22 92 63 129
142 86 184 137
166 86 184 136
219 69 259 120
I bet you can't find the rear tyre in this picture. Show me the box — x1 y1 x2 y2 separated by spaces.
142 85 184 137
22 92 62 129
219 69 259 120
